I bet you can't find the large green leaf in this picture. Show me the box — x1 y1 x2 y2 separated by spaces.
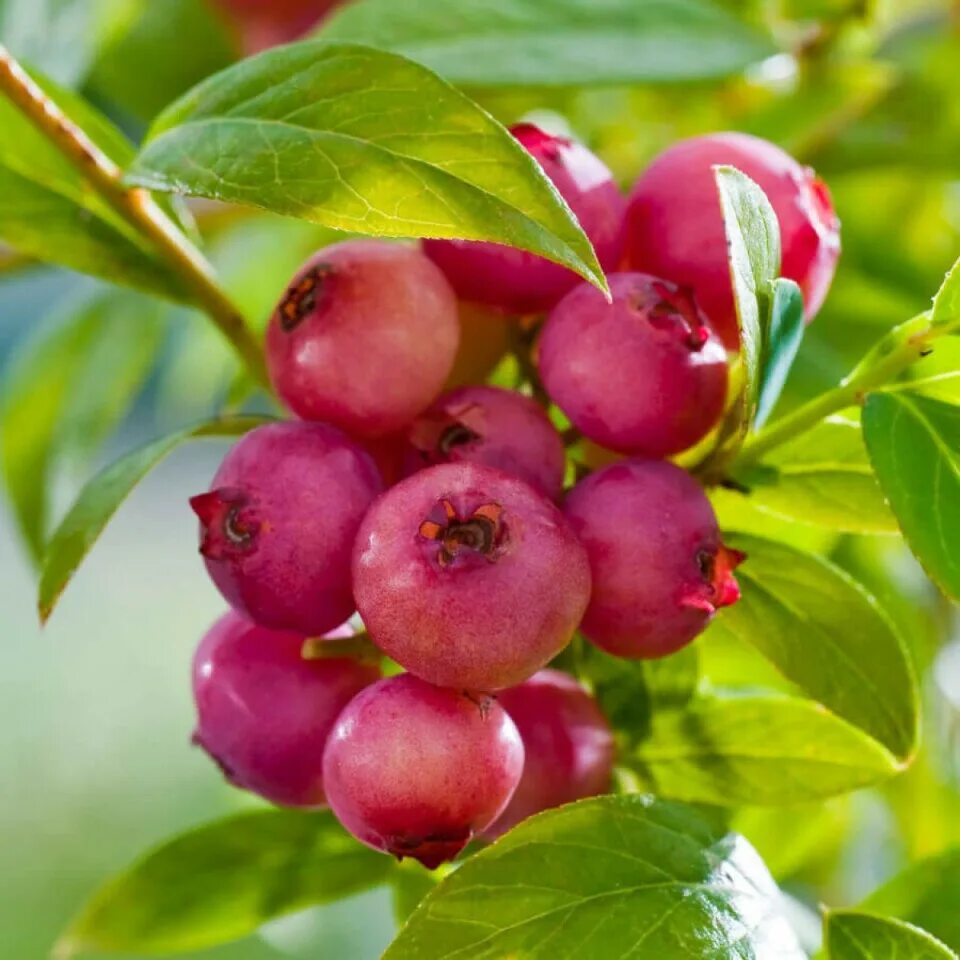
0 288 163 565
755 277 804 428
931 254 960 334
862 391 960 600
713 533 917 759
739 415 897 533
825 911 958 960
384 795 804 959
127 42 606 293
862 849 960 953
629 695 901 805
320 0 775 87
57 810 392 957
38 415 270 622
0 69 187 299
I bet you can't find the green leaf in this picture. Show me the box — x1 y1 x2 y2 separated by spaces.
861 849 960 953
715 533 918 759
0 288 162 565
0 70 187 299
629 695 901 805
57 809 393 957
931 254 960 333
38 415 271 623
755 277 804 428
738 415 897 533
712 165 781 453
862 391 960 601
391 865 439 926
384 794 804 960
320 0 775 87
825 911 958 960
127 42 606 293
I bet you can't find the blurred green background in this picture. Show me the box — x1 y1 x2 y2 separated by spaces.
2 0 960 957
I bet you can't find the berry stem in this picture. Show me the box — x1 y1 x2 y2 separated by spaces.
735 312 934 467
0 44 269 389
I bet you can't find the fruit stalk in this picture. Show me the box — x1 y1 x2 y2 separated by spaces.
0 44 269 388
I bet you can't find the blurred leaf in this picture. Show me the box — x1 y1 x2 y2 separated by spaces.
0 0 125 87
38 414 271 623
630 695 901 805
713 534 917 759
384 794 804 959
738 415 897 533
710 166 781 457
58 809 392 957
825 911 957 960
85 0 236 122
862 849 960 953
0 69 187 299
390 865 438 926
128 42 606 293
643 644 700 710
862 391 960 601
755 277 804 428
898 373 960 404
0 288 162 565
320 0 775 87
931 255 960 334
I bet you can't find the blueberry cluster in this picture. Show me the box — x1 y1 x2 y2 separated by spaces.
190 124 840 867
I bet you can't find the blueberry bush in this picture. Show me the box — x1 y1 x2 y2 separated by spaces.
1 1 959 958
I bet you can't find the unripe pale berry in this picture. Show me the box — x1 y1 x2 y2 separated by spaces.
190 421 382 635
266 240 459 437
423 124 625 315
485 669 615 838
445 301 511 388
192 612 380 807
563 459 743 659
353 462 591 691
401 385 566 500
539 273 728 457
623 132 840 348
323 673 524 868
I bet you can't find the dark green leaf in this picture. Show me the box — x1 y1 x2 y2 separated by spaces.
713 533 917 759
57 809 392 957
931 254 960 333
0 289 162 564
38 415 271 623
755 277 804 428
738 415 897 533
629 695 901 805
861 849 960 953
128 42 606 293
0 71 187 299
320 0 775 87
862 391 960 600
384 794 804 959
825 911 958 960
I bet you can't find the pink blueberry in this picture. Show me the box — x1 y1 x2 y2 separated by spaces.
563 459 743 659
623 132 840 348
266 240 459 437
539 272 728 457
353 462 591 691
485 669 615 838
323 673 524 868
190 421 382 635
423 123 625 315
192 612 380 807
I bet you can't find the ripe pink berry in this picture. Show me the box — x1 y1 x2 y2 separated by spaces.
423 123 625 315
353 463 591 691
539 273 728 457
622 132 840 348
265 240 459 437
323 673 524 868
563 459 743 659
192 612 379 807
485 669 615 838
401 385 566 500
190 421 382 635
